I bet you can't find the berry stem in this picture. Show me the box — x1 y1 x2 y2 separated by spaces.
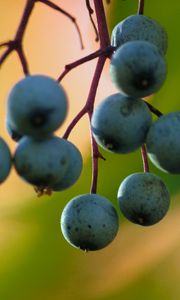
141 144 149 172
144 101 163 118
63 56 106 139
137 0 145 15
58 46 115 82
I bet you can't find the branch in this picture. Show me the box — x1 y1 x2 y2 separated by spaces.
63 56 107 193
0 0 35 74
58 46 115 82
93 0 110 48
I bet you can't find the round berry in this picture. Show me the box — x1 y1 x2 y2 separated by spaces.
146 112 180 173
52 141 83 191
14 136 70 187
0 138 12 183
91 93 152 153
61 193 119 251
117 172 170 226
111 15 168 55
7 75 68 138
110 40 167 98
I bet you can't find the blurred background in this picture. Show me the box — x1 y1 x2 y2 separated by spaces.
0 0 180 299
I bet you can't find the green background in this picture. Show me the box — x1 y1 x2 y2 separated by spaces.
1 1 180 299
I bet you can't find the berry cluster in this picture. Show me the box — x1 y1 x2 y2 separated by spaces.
6 75 83 194
0 1 178 252
90 14 172 243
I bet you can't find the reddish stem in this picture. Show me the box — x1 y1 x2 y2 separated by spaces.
38 0 84 49
141 144 149 172
58 46 114 82
63 56 106 139
93 0 110 48
63 56 106 193
138 0 145 15
15 0 35 42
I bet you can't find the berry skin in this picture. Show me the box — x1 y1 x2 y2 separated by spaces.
91 93 152 153
110 40 167 98
117 172 170 226
52 141 83 191
0 138 12 183
146 112 180 173
60 193 119 251
7 75 68 138
14 136 71 187
111 15 168 55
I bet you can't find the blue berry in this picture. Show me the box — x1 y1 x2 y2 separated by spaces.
117 172 170 226
7 75 68 138
61 193 119 251
91 93 152 153
111 15 168 55
52 141 83 191
0 138 12 183
110 40 167 98
14 136 70 187
146 112 180 173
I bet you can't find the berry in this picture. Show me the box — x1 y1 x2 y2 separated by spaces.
14 136 71 187
0 137 12 183
7 75 68 138
117 172 170 226
52 141 83 191
111 15 168 55
110 40 167 98
91 93 152 153
146 112 180 173
60 193 119 251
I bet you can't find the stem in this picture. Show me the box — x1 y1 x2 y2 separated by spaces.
63 56 106 139
58 46 114 82
87 56 106 194
144 100 163 118
17 46 30 75
137 0 145 15
38 0 84 49
63 56 106 193
15 0 35 41
93 0 110 48
141 144 149 172
86 0 99 42
63 106 87 139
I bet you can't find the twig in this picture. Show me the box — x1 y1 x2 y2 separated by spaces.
141 144 149 172
0 0 35 74
85 0 99 42
38 0 84 49
58 46 115 82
